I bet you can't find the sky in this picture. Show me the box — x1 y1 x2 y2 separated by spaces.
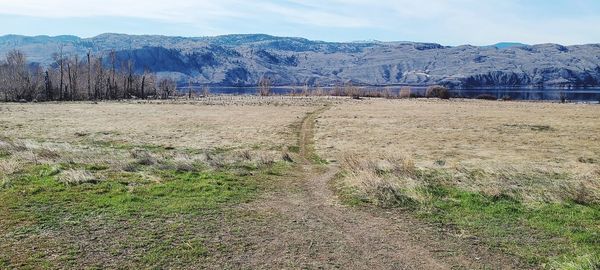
0 0 599 45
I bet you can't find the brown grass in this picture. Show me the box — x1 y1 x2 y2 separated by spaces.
0 97 334 188
0 99 320 150
317 99 600 203
59 169 98 185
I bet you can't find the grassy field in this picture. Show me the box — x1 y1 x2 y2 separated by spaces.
316 99 600 268
0 98 319 268
1 97 599 269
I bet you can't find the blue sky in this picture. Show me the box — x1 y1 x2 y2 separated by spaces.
0 0 598 45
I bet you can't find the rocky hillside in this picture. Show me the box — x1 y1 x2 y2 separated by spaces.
1 33 599 88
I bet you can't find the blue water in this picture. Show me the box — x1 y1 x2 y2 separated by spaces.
179 86 600 101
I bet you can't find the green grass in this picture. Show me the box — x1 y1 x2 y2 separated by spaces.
0 149 10 159
1 164 257 226
0 161 264 268
338 168 600 269
416 186 599 267
309 154 329 165
287 145 300 153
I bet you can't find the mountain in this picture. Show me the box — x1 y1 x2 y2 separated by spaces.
1 33 600 88
490 42 529 49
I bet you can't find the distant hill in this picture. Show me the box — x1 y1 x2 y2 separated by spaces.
490 42 529 49
1 33 599 88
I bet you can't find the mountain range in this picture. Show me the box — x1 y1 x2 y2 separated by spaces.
1 33 599 88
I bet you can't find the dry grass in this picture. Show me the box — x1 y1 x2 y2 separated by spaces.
0 97 329 189
341 153 424 206
0 98 323 150
317 99 600 203
59 169 98 185
0 159 20 176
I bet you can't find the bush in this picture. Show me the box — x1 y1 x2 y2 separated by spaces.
425 85 450 99
399 87 411 99
476 94 497 100
382 87 395 99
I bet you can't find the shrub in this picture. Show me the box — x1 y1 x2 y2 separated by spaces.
476 94 497 100
399 87 411 98
258 77 272 96
383 87 395 99
425 85 450 99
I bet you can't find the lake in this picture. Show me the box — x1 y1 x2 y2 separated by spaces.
179 86 600 102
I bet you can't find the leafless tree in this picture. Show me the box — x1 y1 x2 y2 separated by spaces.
87 50 92 99
158 78 177 99
0 60 7 101
0 50 179 102
6 50 31 101
258 76 272 96
52 45 65 100
66 55 79 100
201 85 210 97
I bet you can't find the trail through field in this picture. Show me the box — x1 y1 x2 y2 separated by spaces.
224 106 525 269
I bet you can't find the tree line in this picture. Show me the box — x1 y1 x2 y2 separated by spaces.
0 49 178 102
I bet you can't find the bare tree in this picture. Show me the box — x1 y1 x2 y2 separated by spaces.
258 76 272 96
109 50 117 99
44 70 53 100
87 50 92 99
6 50 31 101
93 55 106 100
187 80 194 99
158 78 177 99
0 59 7 101
140 69 155 99
201 85 210 97
52 45 66 100
0 50 184 102
66 55 79 100
383 86 394 99
124 58 135 98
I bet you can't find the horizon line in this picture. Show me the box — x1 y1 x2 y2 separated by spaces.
3 32 597 47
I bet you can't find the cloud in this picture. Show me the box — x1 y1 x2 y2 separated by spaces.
0 0 240 22
0 0 598 45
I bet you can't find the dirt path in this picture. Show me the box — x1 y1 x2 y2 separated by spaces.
224 106 525 269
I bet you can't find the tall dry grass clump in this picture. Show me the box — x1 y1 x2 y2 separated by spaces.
59 170 98 185
341 153 424 207
0 159 20 176
339 153 600 206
